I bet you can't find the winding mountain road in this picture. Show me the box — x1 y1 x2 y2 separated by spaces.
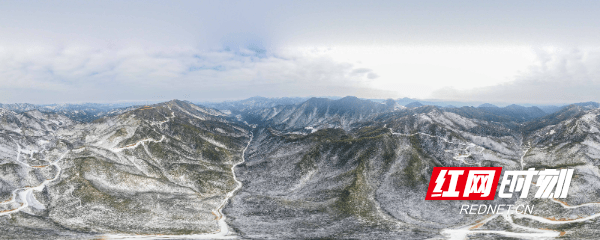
0 149 68 217
103 127 254 240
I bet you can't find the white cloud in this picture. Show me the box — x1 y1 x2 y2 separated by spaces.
432 48 600 104
313 45 538 98
0 45 388 103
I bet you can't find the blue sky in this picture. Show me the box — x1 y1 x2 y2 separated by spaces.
1 0 600 104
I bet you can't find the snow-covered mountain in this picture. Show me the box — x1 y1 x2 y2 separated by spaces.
2 97 600 239
0 103 141 122
247 96 399 131
0 100 251 237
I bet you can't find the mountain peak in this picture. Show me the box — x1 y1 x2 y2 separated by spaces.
478 103 499 108
505 104 525 109
574 101 600 109
405 101 423 108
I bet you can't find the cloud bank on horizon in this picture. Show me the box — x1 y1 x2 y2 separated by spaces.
1 0 600 104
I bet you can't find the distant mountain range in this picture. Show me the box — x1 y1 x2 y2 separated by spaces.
0 97 586 124
0 102 142 122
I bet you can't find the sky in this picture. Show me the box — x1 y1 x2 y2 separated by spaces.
1 1 600 104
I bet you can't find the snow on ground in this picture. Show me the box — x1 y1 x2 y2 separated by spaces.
304 126 317 133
